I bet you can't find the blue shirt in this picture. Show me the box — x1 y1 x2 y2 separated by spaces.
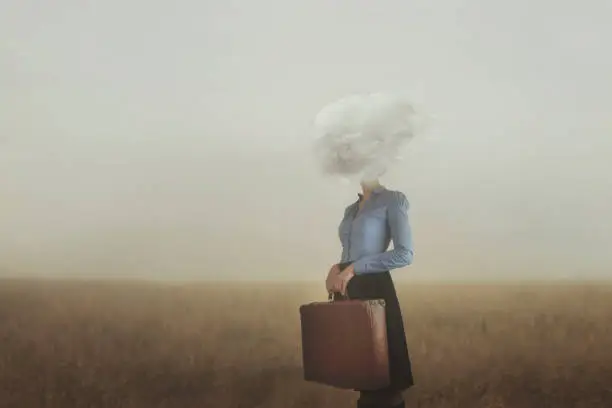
339 186 414 275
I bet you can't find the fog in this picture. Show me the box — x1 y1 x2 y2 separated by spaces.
1 0 611 281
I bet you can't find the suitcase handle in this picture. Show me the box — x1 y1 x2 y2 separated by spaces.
328 291 350 302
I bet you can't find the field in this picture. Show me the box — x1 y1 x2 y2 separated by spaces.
1 280 611 408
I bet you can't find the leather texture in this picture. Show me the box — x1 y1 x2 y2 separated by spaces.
300 296 390 390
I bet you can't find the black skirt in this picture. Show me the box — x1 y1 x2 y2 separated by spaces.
335 262 414 392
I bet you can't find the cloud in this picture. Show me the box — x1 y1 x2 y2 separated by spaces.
311 93 422 183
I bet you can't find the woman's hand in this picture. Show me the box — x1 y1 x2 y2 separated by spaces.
325 264 341 293
332 264 356 296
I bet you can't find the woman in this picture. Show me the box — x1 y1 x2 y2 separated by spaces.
326 179 414 408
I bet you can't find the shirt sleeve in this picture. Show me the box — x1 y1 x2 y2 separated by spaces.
338 204 354 262
352 191 414 275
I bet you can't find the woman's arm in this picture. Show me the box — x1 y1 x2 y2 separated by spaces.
352 191 414 275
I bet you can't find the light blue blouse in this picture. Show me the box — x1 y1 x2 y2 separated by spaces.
338 186 414 275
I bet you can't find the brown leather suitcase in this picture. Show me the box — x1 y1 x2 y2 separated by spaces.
299 293 390 390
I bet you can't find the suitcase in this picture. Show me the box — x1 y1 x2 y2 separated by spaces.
299 292 390 390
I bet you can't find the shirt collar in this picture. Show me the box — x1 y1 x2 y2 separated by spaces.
357 185 386 201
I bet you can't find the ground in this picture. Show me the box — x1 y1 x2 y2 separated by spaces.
0 280 611 408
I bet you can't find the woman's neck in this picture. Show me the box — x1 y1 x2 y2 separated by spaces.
360 180 381 199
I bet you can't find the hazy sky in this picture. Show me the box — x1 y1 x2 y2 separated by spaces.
1 0 611 281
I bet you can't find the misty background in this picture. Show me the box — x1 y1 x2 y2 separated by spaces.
1 0 611 281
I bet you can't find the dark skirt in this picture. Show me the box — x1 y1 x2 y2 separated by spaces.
336 262 414 393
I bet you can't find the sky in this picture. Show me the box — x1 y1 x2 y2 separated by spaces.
1 0 611 281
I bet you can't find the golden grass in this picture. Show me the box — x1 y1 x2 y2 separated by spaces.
1 280 611 408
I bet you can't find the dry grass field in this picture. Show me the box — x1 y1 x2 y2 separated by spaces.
1 280 611 408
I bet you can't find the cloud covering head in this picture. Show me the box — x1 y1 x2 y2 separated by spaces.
312 93 420 183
